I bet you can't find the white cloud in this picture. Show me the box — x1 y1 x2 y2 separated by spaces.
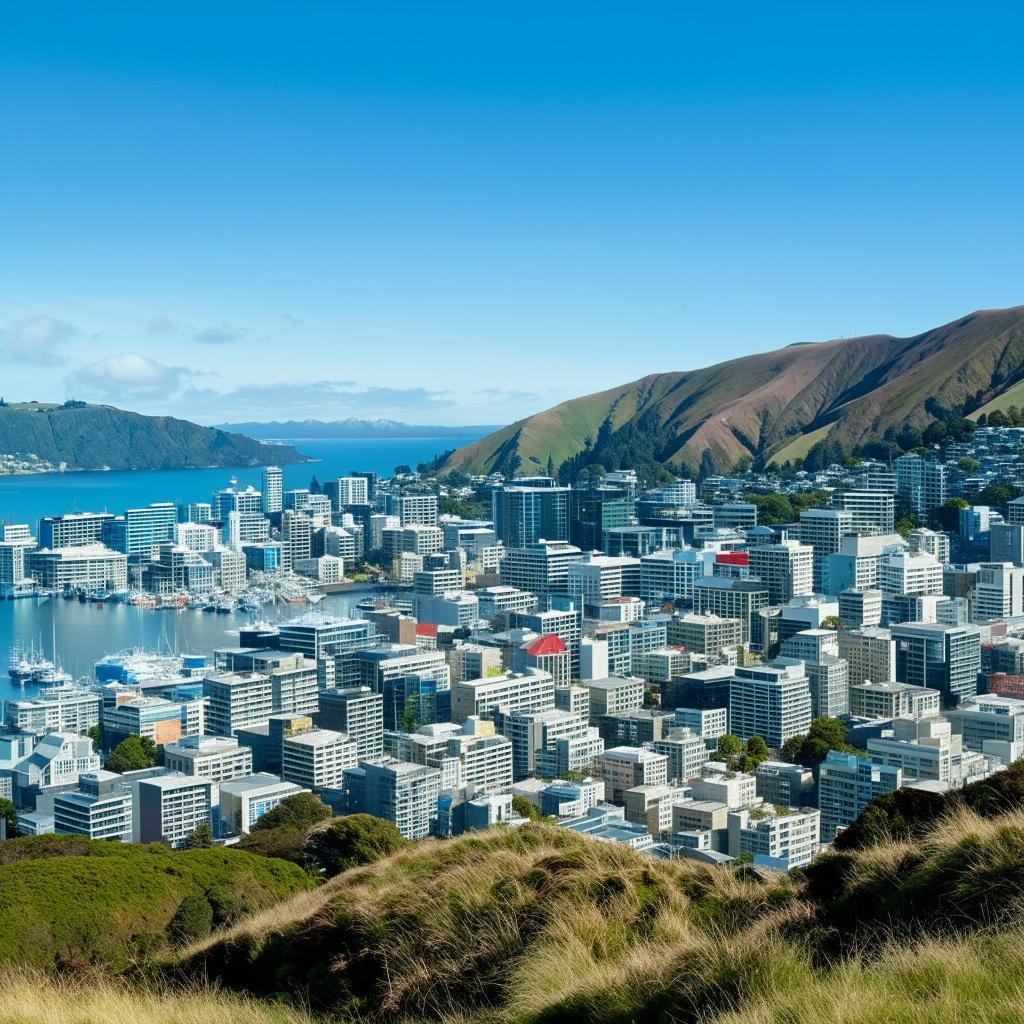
0 316 80 364
67 353 192 399
192 324 244 344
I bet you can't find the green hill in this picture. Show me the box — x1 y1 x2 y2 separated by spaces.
0 834 313 970
443 304 1024 477
5 763 1024 1022
0 402 306 471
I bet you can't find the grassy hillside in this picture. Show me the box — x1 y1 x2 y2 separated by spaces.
5 763 1024 1022
443 304 1024 476
0 835 313 970
0 402 305 471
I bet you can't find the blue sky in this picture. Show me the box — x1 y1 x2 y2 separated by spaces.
1 4 1022 426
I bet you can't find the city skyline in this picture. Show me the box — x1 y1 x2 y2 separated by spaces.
2 5 1023 425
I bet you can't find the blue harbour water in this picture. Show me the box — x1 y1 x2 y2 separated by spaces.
0 435 481 707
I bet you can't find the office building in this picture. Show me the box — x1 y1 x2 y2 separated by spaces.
728 661 812 748
53 770 133 842
638 548 715 605
892 622 982 706
692 578 769 644
849 679 941 720
38 512 116 549
492 481 570 547
594 746 669 803
747 541 814 604
837 490 895 536
4 686 100 735
452 668 555 724
101 694 205 749
501 539 583 596
260 466 283 514
29 544 128 591
666 612 742 656
587 676 644 724
281 728 358 790
357 758 442 839
971 562 1024 621
728 808 820 870
163 735 254 782
203 672 274 736
896 455 948 520
317 686 384 760
818 751 902 843
946 694 1024 763
650 727 709 783
799 508 854 590
838 626 896 686
755 760 814 808
570 483 635 550
219 773 306 834
134 775 213 848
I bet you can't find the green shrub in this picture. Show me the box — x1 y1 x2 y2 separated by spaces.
169 893 214 944
305 814 407 877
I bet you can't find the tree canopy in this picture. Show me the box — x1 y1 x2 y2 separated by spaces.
105 735 157 773
251 792 332 833
305 814 407 877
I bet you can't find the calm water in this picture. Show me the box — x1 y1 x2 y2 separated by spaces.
0 588 373 712
0 436 476 530
0 433 483 715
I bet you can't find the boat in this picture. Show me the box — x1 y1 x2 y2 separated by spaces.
8 642 57 683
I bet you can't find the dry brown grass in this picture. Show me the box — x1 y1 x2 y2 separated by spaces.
0 968 316 1024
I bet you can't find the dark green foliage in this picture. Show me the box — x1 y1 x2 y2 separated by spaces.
0 836 312 969
251 793 332 833
0 403 304 471
835 759 1024 851
169 892 214 944
439 496 491 519
780 717 858 768
236 826 307 866
0 797 16 837
105 735 157 773
184 822 214 849
305 814 407 877
976 482 1022 507
512 795 545 822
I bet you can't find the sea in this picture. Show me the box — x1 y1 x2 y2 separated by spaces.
0 434 482 709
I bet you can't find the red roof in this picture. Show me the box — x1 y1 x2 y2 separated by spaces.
415 623 438 637
524 634 567 657
716 552 749 565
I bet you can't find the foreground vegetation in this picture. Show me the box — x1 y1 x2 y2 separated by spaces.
4 764 1024 1022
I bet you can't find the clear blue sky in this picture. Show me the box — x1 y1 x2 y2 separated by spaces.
1 3 1022 426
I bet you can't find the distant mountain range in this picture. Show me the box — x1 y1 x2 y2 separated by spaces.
0 402 306 471
443 304 1024 477
218 418 503 440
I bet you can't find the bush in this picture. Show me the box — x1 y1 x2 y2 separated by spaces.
237 827 308 866
0 836 312 969
251 793 332 833
305 815 407 877
169 893 214 944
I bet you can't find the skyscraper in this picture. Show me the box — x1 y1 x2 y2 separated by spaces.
262 466 284 514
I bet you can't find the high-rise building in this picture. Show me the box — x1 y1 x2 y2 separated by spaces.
891 621 982 706
103 503 179 557
492 481 571 547
838 626 896 686
162 735 254 782
451 668 555 724
203 672 274 736
281 728 359 790
896 455 948 520
798 508 854 591
393 494 439 527
317 686 384 761
971 562 1024 622
748 540 814 604
353 758 442 839
261 466 284 514
336 476 370 506
569 484 634 550
692 578 769 644
500 539 583 596
728 660 812 748
53 770 133 842
837 491 896 536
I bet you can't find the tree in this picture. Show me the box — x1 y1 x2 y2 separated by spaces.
86 724 102 749
546 453 555 479
743 492 795 525
105 735 157 773
184 822 214 849
895 513 917 537
512 795 545 822
745 735 769 762
0 797 17 838
713 734 743 768
956 457 981 473
780 716 857 768
820 615 841 631
252 792 332 833
305 814 407 877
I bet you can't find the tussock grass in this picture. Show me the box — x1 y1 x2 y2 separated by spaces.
181 824 797 1021
0 968 315 1024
